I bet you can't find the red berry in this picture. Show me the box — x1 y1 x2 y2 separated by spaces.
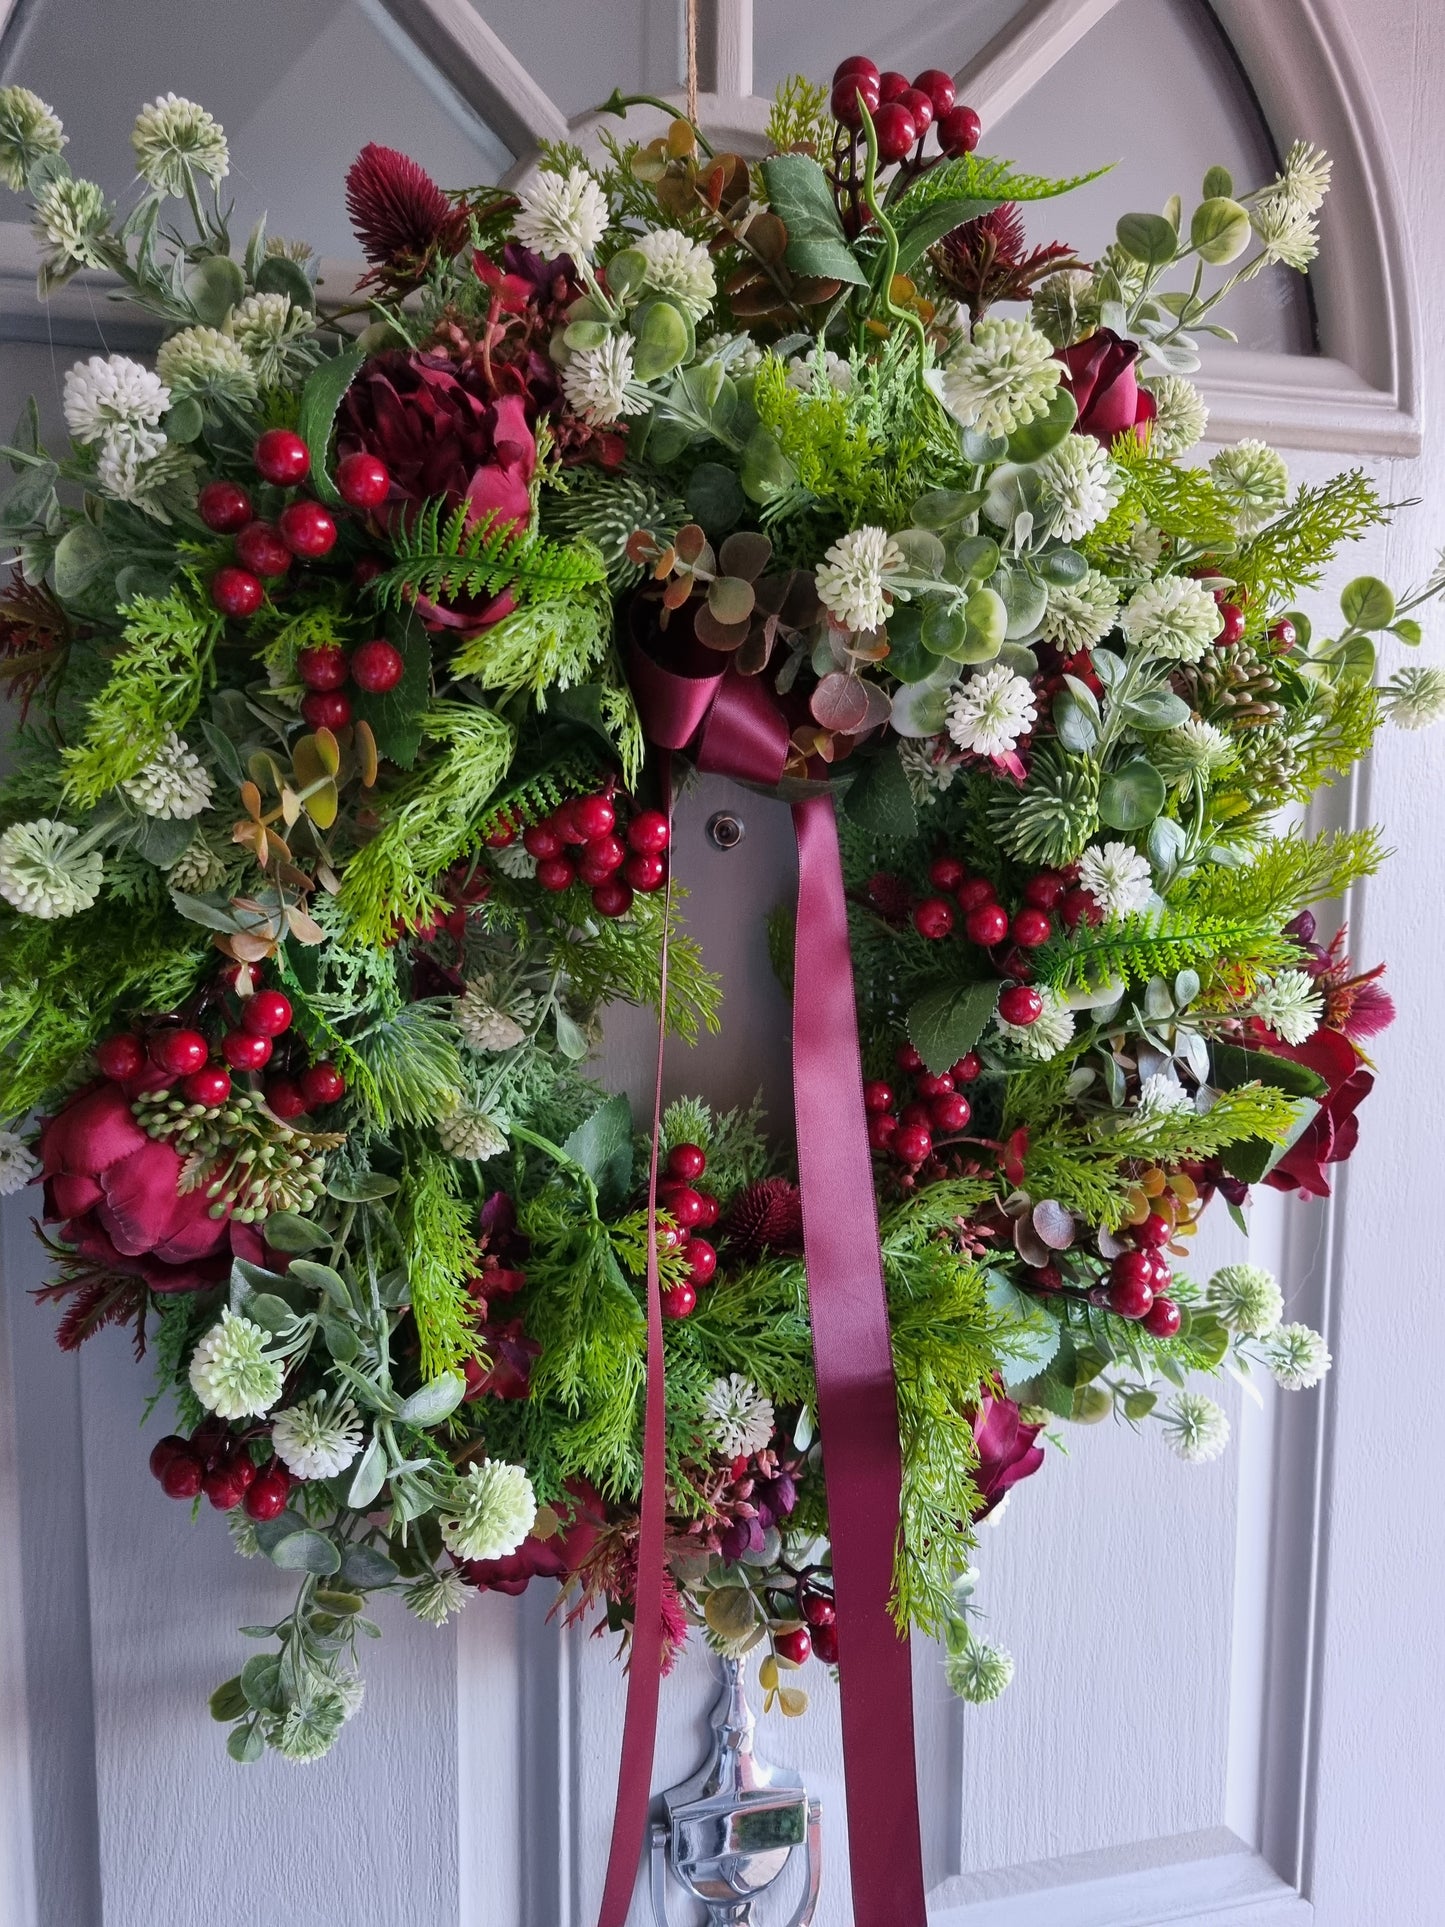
681 1236 717 1285
266 1077 308 1119
1144 1296 1182 1338
956 877 995 913
964 901 1009 947
624 851 667 893
1060 886 1103 930
895 1042 924 1074
299 1062 346 1108
662 1184 705 1229
894 1123 932 1165
801 1587 836 1628
148 1435 190 1480
160 1454 203 1500
913 896 955 940
254 428 310 486
950 1052 982 1082
811 1619 840 1664
873 102 918 162
203 1465 247 1511
242 989 293 1037
930 1091 972 1132
181 1064 232 1106
1108 1271 1155 1321
666 1142 707 1182
297 643 349 690
1109 1248 1156 1309
210 566 263 618
522 821 564 860
937 103 982 156
1135 1211 1172 1249
626 809 670 854
234 520 292 577
1145 1249 1173 1289
243 1467 290 1520
863 1080 894 1113
278 499 337 559
899 86 934 134
833 55 881 87
335 451 390 509
774 1626 812 1666
350 638 404 693
867 1112 898 1151
913 68 956 117
1012 906 1053 949
914 1070 953 1099
301 689 351 730
877 70 911 104
1030 1261 1063 1293
831 74 881 128
1023 871 1067 910
591 878 634 918
900 1101 931 1130
151 1028 209 1076
198 479 253 533
1267 618 1297 654
928 855 966 891
354 555 383 586
552 799 590 846
573 792 616 840
694 1192 720 1228
96 1033 145 1080
661 1281 697 1320
577 835 626 882
1216 601 1245 646
535 856 576 892
222 1029 272 1071
485 818 517 848
997 984 1043 1026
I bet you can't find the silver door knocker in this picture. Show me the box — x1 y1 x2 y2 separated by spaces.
651 1657 822 1925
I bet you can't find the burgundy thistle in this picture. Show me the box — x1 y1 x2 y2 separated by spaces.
931 204 1077 319
722 1178 805 1257
1056 327 1157 443
345 143 471 290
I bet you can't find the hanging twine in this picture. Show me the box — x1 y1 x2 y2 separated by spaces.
686 0 699 126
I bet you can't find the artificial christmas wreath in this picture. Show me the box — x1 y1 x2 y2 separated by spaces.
0 51 1437 1913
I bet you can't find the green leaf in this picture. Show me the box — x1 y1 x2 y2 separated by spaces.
348 608 431 770
844 747 917 839
52 522 113 603
162 396 204 444
1202 165 1234 200
263 1210 331 1253
1209 1041 1327 1100
1115 212 1179 267
326 1170 400 1202
0 459 58 534
987 1272 1062 1379
907 979 1000 1075
286 1258 352 1307
894 196 1002 274
184 254 246 325
759 155 869 285
209 1676 249 1722
553 1006 590 1061
1006 386 1077 463
1339 574 1395 631
244 1292 296 1334
1052 688 1098 754
396 1372 466 1427
168 888 242 933
339 1543 399 1589
347 1437 387 1510
227 1721 266 1763
1098 758 1166 830
297 347 366 505
268 1528 342 1575
563 1092 634 1202
320 1315 359 1363
1219 1096 1319 1183
1120 688 1191 730
629 299 691 380
240 1654 283 1711
1190 197 1251 264
1036 546 1087 587
254 252 316 310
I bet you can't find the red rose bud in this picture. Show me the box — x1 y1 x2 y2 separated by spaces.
1056 327 1157 444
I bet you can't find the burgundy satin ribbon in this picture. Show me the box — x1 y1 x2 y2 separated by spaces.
592 646 927 1927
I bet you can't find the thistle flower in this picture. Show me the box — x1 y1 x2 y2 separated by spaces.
898 735 958 801
786 347 854 395
633 227 716 319
437 1103 507 1161
937 315 1062 437
1036 434 1122 541
0 818 104 919
1153 718 1236 788
1250 198 1319 272
1273 141 1333 214
1207 1261 1284 1337
814 525 903 633
155 326 257 405
1120 576 1221 663
946 1636 1015 1703
269 1394 363 1480
439 1459 537 1562
231 292 315 385
945 664 1037 758
1044 568 1120 651
1134 1072 1192 1122
1250 969 1323 1045
120 731 213 820
131 94 229 196
62 353 169 462
188 1309 284 1420
165 835 228 895
1210 440 1289 534
1383 664 1445 730
561 333 644 426
1259 1322 1331 1389
702 1374 776 1459
0 86 65 191
454 982 527 1053
270 1681 360 1763
1160 1393 1231 1463
33 175 112 279
995 986 1075 1059
512 164 609 263
0 1128 38 1196
1144 375 1209 455
345 143 467 287
404 1567 472 1625
1077 839 1153 918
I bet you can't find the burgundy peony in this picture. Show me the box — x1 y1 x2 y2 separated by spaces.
1257 1025 1374 1199
971 1392 1045 1519
1056 328 1157 443
39 1081 263 1293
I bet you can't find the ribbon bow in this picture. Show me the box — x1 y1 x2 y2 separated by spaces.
593 635 927 1927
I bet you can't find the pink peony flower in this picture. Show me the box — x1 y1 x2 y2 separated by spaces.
971 1391 1046 1519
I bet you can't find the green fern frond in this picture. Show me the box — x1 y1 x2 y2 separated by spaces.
449 581 613 702
890 152 1110 217
1175 828 1385 923
1036 907 1297 994
368 499 606 616
474 748 605 843
1232 471 1391 608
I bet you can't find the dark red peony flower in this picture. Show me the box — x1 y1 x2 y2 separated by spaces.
1256 1025 1375 1199
39 1081 263 1293
971 1392 1045 1519
1056 327 1157 443
345 144 470 291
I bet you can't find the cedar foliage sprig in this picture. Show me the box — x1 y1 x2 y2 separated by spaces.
394 1147 482 1380
1232 471 1391 607
1175 827 1384 922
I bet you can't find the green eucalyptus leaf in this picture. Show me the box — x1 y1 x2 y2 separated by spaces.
338 1544 399 1589
920 599 970 659
1190 196 1251 264
1098 758 1166 830
396 1372 467 1427
629 300 691 380
961 427 1009 464
209 1676 250 1723
952 535 1000 581
326 1170 399 1202
1202 164 1234 200
889 670 952 737
227 1722 265 1763
268 1528 342 1575
1120 688 1191 730
1052 688 1098 754
346 1436 387 1510
184 253 245 324
1115 211 1179 267
1339 575 1395 631
913 487 983 531
739 426 797 504
988 565 1048 640
240 1655 283 1711
52 522 113 603
1005 385 1077 463
254 252 316 310
161 396 204 444
263 1211 331 1253
1035 546 1088 587
882 604 934 683
605 247 649 299
961 586 1008 660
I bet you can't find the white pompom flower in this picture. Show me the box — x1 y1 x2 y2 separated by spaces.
814 526 903 634
945 664 1037 759
1160 1393 1231 1463
120 732 214 820
0 1129 39 1196
270 1394 363 1480
131 93 229 196
937 316 1062 438
1044 568 1120 651
946 1636 1015 1703
0 85 66 191
63 353 169 463
156 326 257 405
1260 1322 1331 1390
1144 375 1209 455
1120 576 1222 664
1383 665 1445 731
188 1310 285 1421
1076 839 1153 919
1134 1073 1192 1122
633 227 716 319
1210 440 1290 535
0 819 104 919
513 164 609 263
702 1375 776 1459
562 333 645 426
1207 1262 1284 1337
1036 434 1122 541
786 347 854 395
440 1460 537 1562
1249 969 1323 1045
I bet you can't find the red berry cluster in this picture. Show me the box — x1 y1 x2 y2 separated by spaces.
95 986 346 1118
657 1140 719 1320
830 55 981 162
769 1577 839 1668
295 633 405 731
204 433 392 632
865 1041 981 1170
502 790 670 920
1100 1212 1182 1337
149 1424 292 1519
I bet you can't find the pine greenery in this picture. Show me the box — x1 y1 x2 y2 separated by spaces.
449 583 614 705
1176 827 1384 922
395 1147 482 1379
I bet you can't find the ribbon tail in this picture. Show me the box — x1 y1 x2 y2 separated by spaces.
791 792 927 1927
595 754 673 1927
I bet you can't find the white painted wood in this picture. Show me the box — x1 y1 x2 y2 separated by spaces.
0 1205 38 1927
699 0 753 99
956 0 1125 127
372 0 569 153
